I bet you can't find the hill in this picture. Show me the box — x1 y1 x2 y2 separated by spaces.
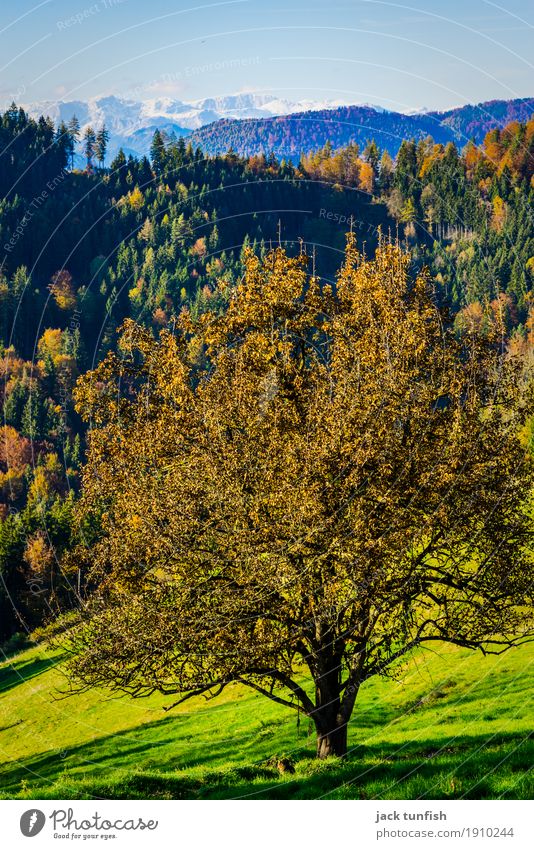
0 640 532 799
191 98 534 160
428 97 534 142
0 104 532 802
1 105 533 646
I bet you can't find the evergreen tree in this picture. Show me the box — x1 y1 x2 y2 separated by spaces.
150 130 166 178
67 116 80 169
94 125 110 169
21 394 43 439
83 126 96 171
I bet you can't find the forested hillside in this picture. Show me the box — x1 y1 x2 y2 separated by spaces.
428 97 534 142
191 98 534 160
0 102 533 648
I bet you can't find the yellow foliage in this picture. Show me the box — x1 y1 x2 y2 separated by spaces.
128 186 144 211
491 195 507 232
358 161 374 193
24 532 54 575
50 270 76 310
37 328 63 362
68 238 534 758
190 237 207 259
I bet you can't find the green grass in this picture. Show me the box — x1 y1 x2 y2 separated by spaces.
0 640 532 799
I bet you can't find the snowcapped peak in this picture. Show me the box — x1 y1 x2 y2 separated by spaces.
20 92 385 158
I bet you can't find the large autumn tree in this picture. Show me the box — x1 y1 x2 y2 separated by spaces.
68 237 534 758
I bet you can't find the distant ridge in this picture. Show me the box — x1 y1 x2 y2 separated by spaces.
427 97 534 140
190 97 534 160
20 94 534 161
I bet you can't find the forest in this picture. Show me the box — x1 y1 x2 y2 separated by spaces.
0 100 533 653
190 97 534 159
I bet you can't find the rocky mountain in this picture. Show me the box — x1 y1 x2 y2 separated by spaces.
23 93 354 159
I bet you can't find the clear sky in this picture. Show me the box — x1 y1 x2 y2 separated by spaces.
1 0 533 111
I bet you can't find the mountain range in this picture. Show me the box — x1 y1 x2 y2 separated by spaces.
23 93 534 162
24 93 355 159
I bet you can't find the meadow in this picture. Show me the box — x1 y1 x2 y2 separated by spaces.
0 640 532 800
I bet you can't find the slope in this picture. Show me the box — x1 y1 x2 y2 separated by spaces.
190 98 534 160
0 640 532 800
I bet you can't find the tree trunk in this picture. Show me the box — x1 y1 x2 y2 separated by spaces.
316 719 348 758
313 668 349 758
311 657 362 758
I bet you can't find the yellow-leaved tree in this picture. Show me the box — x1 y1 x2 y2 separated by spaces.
68 237 534 758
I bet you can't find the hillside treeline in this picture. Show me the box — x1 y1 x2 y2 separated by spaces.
0 103 532 642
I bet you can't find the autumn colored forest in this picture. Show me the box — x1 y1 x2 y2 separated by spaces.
0 102 533 793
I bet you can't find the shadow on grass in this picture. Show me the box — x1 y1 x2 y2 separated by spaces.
0 655 64 696
0 711 531 801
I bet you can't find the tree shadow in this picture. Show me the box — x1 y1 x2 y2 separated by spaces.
0 655 64 696
0 710 531 800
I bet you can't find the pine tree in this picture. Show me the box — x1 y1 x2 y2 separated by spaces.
94 125 110 169
364 139 380 170
111 148 126 171
21 395 42 439
3 381 27 429
83 126 96 172
67 116 80 169
150 130 166 178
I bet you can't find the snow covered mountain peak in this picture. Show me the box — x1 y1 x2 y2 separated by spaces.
22 92 375 158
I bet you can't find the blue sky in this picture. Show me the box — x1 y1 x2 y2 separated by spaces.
1 0 533 110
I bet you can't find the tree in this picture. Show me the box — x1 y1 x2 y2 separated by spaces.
378 150 394 192
394 139 418 197
94 125 110 169
110 147 126 171
358 160 374 194
56 122 71 168
0 425 31 506
37 328 64 362
491 195 507 232
150 130 166 178
21 393 44 439
83 126 96 171
68 240 534 759
127 186 144 211
363 139 379 170
50 270 76 310
3 380 27 430
400 197 417 224
67 116 80 169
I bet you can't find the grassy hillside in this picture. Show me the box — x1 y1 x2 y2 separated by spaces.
0 640 532 800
